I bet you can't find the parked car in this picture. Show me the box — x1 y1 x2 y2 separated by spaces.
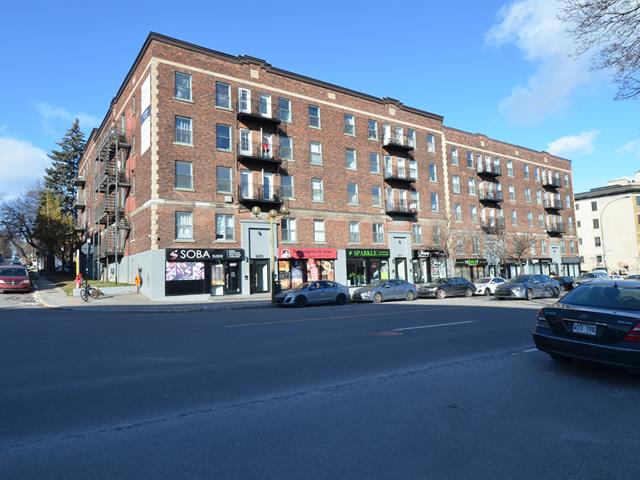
418 277 475 299
555 276 575 292
625 274 640 280
494 274 560 300
572 271 609 288
591 267 609 274
275 280 349 307
352 279 417 303
473 277 506 296
0 266 32 293
533 280 640 370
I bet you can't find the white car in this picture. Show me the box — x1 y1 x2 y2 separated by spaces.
473 277 507 296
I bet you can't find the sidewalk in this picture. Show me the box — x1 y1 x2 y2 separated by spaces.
33 278 272 313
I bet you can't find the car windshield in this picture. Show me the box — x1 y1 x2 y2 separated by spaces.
509 275 533 283
367 280 382 287
295 282 310 290
0 268 27 276
578 273 597 280
475 278 491 284
432 278 448 284
562 284 640 311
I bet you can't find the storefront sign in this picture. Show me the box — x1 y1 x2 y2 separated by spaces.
455 258 488 267
561 256 581 264
166 248 244 262
346 248 390 258
413 249 446 258
531 258 553 264
278 247 337 259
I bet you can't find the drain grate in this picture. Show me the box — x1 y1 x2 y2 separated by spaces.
368 330 403 336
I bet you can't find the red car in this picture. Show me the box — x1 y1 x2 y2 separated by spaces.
0 266 32 293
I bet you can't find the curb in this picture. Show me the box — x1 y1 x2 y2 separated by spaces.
42 300 274 314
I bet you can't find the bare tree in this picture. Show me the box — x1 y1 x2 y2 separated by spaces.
507 232 536 274
561 0 640 100
433 219 461 276
483 229 509 273
0 184 42 260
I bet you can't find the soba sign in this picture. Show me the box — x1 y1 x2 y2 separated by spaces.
165 248 244 261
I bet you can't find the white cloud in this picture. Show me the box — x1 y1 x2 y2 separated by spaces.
547 129 599 157
0 137 49 199
486 0 593 125
614 139 640 158
35 101 100 135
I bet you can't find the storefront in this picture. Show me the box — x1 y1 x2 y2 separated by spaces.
529 257 553 275
165 248 244 297
277 247 337 290
412 249 447 284
345 248 391 287
455 258 488 281
561 256 581 277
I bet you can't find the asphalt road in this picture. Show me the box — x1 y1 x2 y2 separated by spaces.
2 297 640 479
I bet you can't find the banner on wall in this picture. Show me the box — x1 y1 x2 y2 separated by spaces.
140 74 151 155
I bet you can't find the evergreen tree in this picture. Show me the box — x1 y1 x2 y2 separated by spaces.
44 119 85 214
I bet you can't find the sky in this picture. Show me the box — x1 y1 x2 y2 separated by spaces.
0 0 638 199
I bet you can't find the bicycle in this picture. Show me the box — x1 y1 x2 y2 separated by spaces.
80 280 103 302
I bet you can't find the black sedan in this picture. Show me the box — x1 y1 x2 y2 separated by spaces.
494 274 560 300
533 280 640 370
418 277 474 299
555 276 575 292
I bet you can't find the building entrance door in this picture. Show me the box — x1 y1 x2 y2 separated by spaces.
250 259 270 294
395 258 408 280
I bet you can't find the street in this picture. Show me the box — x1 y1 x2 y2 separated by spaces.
2 298 640 479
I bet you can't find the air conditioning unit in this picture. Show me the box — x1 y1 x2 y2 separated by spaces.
224 195 233 203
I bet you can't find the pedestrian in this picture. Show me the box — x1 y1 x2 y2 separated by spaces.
135 270 142 294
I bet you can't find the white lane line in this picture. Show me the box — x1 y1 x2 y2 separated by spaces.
521 347 538 353
393 320 474 332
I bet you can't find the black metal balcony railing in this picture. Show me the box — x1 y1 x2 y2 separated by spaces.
481 218 505 233
99 226 124 258
382 134 416 152
74 176 86 187
238 184 283 204
237 141 283 164
478 190 504 202
385 203 417 216
383 170 417 183
477 163 502 177
96 196 124 225
237 97 282 125
542 176 562 189
546 224 565 235
544 197 564 211
73 198 86 211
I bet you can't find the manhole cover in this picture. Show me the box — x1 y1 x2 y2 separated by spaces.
368 330 403 336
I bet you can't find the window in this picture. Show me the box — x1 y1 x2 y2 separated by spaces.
576 203 580 210
578 237 583 245
408 129 416 148
431 192 439 212
175 116 192 145
536 190 542 205
454 203 462 221
593 219 599 229
373 223 385 243
530 242 537 256
367 119 378 140
427 134 435 153
216 166 232 193
428 163 437 182
215 124 231 151
347 183 359 204
311 178 324 202
313 220 325 243
456 238 465 255
278 97 292 123
594 237 601 247
596 255 603 264
511 210 517 226
308 105 321 128
569 240 576 254
577 220 581 228
175 212 193 240
472 237 480 255
259 94 271 117
345 148 357 170
412 224 423 244
281 218 296 242
372 186 382 206
281 175 294 199
541 240 547 254
349 221 360 243
175 161 193 189
174 72 191 101
367 152 380 173
564 174 570 187
507 160 514 177
527 211 533 227
568 217 574 230
409 160 418 179
215 214 234 241
215 82 231 109
468 178 477 196
470 206 478 223
538 213 544 227
344 114 355 135
636 196 640 207
508 185 516 201
280 135 293 161
565 195 571 209
310 142 323 165
591 201 598 211
451 147 459 165
524 188 532 203
535 167 540 181
466 151 474 169
452 176 461 194
523 164 530 179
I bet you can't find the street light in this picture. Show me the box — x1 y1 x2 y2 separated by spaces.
600 195 631 270
251 204 289 303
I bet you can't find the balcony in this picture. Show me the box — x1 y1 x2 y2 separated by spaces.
99 226 125 259
383 170 416 184
385 203 417 217
74 176 86 187
478 190 504 204
237 98 281 126
237 142 283 166
382 134 415 152
481 218 505 234
477 163 501 178
542 176 562 190
238 183 283 206
544 198 564 212
95 158 131 193
73 198 86 211
546 224 565 236
96 196 125 226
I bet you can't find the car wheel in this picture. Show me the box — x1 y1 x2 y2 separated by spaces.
335 294 347 305
436 289 445 299
406 290 415 301
371 292 382 304
484 288 491 296
525 289 533 301
294 295 307 308
465 288 473 297
549 353 571 363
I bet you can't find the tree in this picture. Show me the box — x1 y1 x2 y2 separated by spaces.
44 119 85 214
482 229 509 273
434 219 461 276
0 184 42 261
561 0 640 100
34 191 76 272
507 232 536 275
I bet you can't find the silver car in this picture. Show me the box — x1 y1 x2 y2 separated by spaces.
352 279 418 303
275 280 350 307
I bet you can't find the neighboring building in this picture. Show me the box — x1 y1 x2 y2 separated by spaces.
75 33 578 299
575 172 640 274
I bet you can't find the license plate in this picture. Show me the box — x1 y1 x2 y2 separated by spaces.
572 322 597 336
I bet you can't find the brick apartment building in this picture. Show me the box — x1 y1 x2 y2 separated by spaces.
74 33 579 300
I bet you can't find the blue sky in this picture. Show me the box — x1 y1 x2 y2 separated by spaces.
1 0 638 199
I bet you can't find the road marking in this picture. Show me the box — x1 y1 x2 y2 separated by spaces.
521 347 538 353
393 321 473 332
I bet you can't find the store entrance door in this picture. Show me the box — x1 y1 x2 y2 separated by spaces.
225 262 241 295
395 258 408 280
250 259 270 294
